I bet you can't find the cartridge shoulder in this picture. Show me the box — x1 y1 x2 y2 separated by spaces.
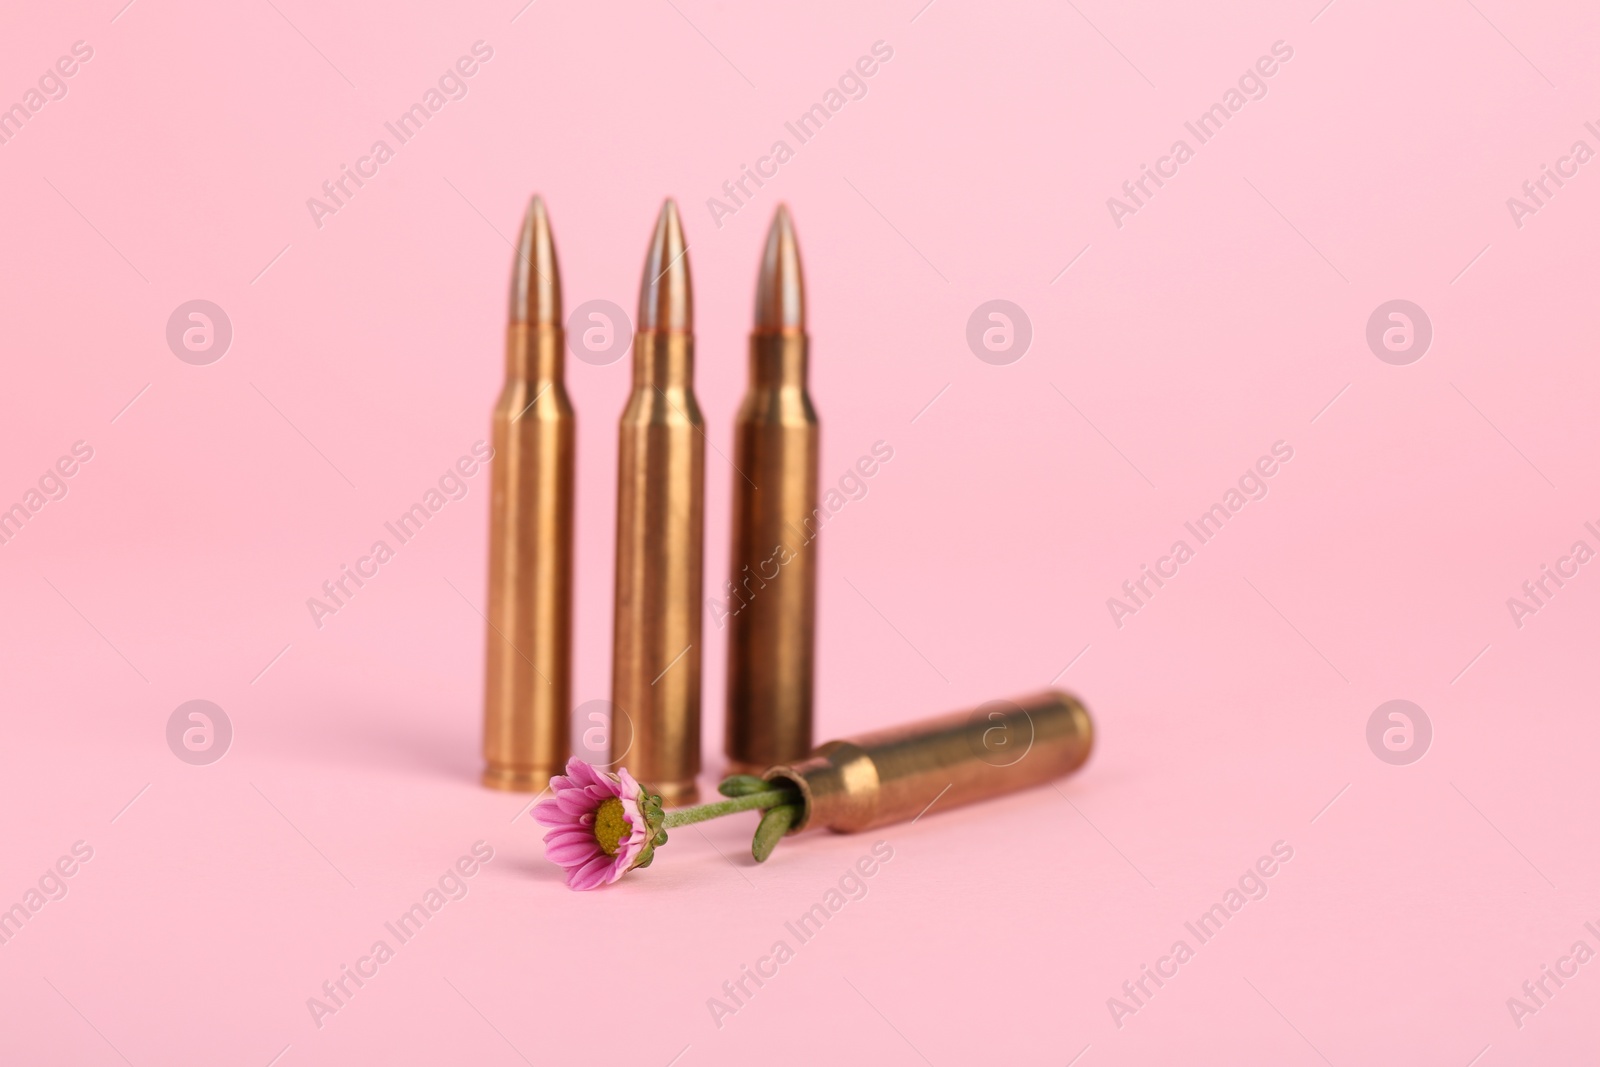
494 381 575 423
736 386 817 426
622 385 704 427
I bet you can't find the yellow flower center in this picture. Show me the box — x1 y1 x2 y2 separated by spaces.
593 797 630 856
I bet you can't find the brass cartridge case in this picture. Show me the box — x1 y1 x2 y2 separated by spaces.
725 205 819 773
611 200 705 805
765 690 1093 832
482 196 575 792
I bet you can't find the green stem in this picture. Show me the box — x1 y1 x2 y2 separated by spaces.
662 788 796 828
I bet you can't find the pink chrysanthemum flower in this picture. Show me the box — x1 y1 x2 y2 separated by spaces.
529 764 802 888
532 759 652 890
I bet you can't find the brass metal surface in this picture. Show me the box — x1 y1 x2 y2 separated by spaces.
611 200 705 805
724 205 819 773
481 196 575 792
765 690 1094 832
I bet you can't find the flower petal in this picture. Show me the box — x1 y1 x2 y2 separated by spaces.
567 853 616 891
532 800 578 827
543 828 593 851
555 791 597 817
565 759 602 789
546 838 602 866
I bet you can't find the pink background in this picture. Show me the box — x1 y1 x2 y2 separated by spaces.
3 0 1598 1063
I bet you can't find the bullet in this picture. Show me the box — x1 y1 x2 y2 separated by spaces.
611 199 705 805
481 196 575 792
764 690 1094 833
724 205 819 773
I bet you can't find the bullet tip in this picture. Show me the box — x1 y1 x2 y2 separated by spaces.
510 195 561 326
755 203 805 333
638 198 692 333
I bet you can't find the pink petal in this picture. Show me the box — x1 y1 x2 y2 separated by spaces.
543 829 594 853
547 838 602 865
564 759 601 789
555 792 596 817
567 854 614 890
532 801 578 827
550 838 601 863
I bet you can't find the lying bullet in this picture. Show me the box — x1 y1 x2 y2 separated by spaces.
611 199 705 805
724 205 820 773
481 196 575 792
763 690 1094 833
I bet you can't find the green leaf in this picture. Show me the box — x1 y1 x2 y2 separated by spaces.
718 775 771 797
752 804 799 863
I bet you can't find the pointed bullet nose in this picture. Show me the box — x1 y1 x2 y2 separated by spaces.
638 199 692 334
510 195 561 327
754 203 805 334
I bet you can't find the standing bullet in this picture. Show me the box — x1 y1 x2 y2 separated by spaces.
611 200 705 805
481 196 575 792
724 205 819 773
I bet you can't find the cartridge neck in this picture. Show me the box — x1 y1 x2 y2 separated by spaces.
505 323 565 382
748 332 808 390
767 743 878 833
632 330 695 391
